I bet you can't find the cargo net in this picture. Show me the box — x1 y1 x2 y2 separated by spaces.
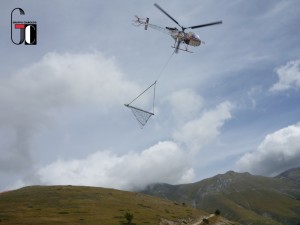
125 105 154 127
125 81 156 128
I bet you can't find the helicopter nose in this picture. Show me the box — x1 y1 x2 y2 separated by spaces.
191 38 201 46
190 34 201 46
195 35 201 46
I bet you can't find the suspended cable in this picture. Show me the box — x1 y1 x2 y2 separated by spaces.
126 80 157 106
125 51 174 128
156 51 175 82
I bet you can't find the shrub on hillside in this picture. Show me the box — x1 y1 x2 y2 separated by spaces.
124 212 134 224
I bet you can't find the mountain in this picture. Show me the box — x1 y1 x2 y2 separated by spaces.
0 185 239 225
143 168 300 225
276 166 300 184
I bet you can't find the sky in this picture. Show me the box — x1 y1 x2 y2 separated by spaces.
0 0 300 191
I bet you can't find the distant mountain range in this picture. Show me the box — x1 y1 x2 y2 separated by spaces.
1 168 299 224
142 167 300 225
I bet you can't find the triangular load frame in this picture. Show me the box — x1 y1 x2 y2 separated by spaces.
125 81 156 128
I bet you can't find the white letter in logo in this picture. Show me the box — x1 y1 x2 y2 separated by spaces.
25 25 36 44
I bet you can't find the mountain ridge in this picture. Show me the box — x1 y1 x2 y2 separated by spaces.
142 167 300 225
276 166 300 184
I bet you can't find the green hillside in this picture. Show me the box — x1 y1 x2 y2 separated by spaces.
0 185 239 225
143 168 300 225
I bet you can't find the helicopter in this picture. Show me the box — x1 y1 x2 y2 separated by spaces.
132 3 222 53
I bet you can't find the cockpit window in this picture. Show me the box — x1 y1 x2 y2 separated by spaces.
188 32 199 39
193 33 200 39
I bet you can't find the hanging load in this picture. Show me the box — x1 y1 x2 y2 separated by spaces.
125 81 157 128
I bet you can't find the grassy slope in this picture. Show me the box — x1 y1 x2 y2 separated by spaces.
0 185 210 225
200 190 300 225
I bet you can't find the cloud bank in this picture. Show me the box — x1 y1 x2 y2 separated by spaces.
26 99 233 191
0 52 139 173
270 59 300 92
173 101 233 153
236 123 300 176
12 99 233 191
2 51 235 191
35 141 194 191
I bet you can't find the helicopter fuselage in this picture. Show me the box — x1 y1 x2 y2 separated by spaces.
168 28 201 47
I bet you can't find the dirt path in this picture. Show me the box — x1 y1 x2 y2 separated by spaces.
190 214 216 225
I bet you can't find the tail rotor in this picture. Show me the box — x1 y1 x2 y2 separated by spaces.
132 16 149 30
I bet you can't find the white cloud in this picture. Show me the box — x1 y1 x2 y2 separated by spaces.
173 101 233 153
9 52 139 108
167 89 203 122
33 141 194 191
1 51 235 191
0 51 140 173
8 99 235 191
236 123 300 176
270 59 300 92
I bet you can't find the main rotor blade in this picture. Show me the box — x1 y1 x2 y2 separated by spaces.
188 21 222 29
154 3 181 27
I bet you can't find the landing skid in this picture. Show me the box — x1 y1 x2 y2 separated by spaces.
171 45 193 53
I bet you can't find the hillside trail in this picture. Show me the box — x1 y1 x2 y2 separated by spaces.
190 214 215 225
